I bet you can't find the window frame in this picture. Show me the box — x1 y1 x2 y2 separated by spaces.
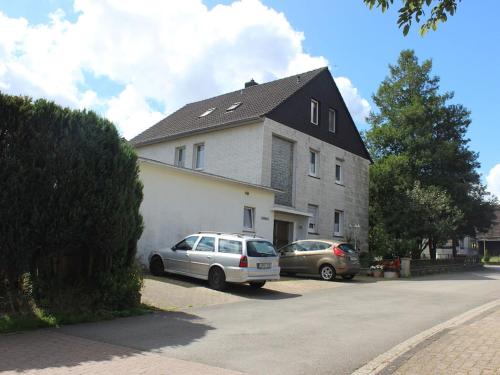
174 146 186 168
310 99 319 125
193 143 205 170
334 210 344 237
243 206 255 232
328 108 336 133
309 149 319 177
307 204 319 234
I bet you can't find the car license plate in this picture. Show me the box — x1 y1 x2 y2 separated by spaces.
258 263 271 269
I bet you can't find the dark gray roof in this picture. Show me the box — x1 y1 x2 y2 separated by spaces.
130 67 327 146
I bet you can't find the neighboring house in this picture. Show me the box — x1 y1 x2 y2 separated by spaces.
477 207 500 257
422 236 479 259
130 67 371 265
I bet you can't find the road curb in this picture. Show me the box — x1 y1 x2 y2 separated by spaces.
351 298 500 375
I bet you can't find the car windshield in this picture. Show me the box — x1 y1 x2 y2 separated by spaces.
339 243 357 254
247 241 277 257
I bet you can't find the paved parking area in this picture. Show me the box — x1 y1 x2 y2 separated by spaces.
141 273 352 310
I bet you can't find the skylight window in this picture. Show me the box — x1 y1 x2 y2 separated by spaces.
226 102 242 112
199 107 216 117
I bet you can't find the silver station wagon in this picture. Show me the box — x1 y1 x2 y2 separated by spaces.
279 240 360 281
149 232 280 290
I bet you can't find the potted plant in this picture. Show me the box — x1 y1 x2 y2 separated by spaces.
383 266 399 278
370 264 384 277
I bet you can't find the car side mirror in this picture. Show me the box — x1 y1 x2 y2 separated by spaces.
171 246 177 251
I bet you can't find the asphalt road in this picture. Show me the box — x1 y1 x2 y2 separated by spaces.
60 266 500 375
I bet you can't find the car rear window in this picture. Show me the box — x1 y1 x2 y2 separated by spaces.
339 243 357 254
218 239 243 254
247 241 277 257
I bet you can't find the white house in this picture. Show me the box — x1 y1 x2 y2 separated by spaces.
131 67 371 265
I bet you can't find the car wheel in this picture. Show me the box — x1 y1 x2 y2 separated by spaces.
208 267 226 291
149 256 164 276
320 264 336 281
342 274 355 280
249 281 266 289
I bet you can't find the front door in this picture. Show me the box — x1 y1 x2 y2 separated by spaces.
274 220 293 249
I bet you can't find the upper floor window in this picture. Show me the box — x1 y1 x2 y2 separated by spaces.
308 204 319 234
335 163 343 184
193 143 205 170
310 99 319 125
309 149 319 177
328 108 336 133
334 210 344 236
174 146 185 168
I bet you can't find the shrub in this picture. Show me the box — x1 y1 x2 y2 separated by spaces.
0 92 143 313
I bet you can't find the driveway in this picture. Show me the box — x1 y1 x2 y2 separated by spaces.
1 267 500 375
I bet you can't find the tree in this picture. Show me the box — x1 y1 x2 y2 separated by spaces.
364 0 461 36
0 93 143 313
366 50 495 259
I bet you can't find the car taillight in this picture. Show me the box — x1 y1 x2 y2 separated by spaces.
239 255 248 268
333 247 346 257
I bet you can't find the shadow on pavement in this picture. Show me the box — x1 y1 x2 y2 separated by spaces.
145 273 301 300
0 311 214 373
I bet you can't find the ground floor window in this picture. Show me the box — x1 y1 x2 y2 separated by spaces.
308 204 318 233
334 210 344 236
243 206 255 231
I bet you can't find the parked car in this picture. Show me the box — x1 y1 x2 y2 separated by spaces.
149 232 280 290
278 240 360 281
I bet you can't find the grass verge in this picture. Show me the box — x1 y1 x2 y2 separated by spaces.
0 303 158 334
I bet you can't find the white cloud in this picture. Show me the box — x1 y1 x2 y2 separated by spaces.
0 0 370 138
487 164 500 200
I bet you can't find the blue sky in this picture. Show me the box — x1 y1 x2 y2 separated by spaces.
0 0 499 194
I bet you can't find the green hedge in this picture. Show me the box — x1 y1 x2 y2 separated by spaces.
0 92 143 313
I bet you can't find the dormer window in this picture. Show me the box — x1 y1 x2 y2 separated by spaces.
226 102 242 112
199 107 216 117
311 99 319 125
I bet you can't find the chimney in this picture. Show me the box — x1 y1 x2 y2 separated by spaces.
245 78 258 88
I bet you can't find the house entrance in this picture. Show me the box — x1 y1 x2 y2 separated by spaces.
273 220 293 249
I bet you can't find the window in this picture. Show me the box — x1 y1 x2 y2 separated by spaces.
308 204 319 233
173 235 199 250
193 143 205 170
174 146 185 167
306 241 331 251
328 108 336 133
199 107 216 117
218 239 243 254
226 102 242 111
247 241 277 257
310 99 319 125
309 149 319 177
334 210 344 236
335 163 342 184
195 236 215 252
243 206 255 231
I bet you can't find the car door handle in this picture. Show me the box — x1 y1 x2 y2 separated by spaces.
207 256 212 259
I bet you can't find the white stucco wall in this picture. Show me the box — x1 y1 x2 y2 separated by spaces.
137 160 275 265
135 120 265 185
262 118 370 250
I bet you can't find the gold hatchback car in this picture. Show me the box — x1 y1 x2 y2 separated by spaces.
278 240 360 281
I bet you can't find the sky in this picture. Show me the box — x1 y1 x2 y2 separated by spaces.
0 0 499 198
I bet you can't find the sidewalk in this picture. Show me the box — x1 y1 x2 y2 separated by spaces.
385 306 500 375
